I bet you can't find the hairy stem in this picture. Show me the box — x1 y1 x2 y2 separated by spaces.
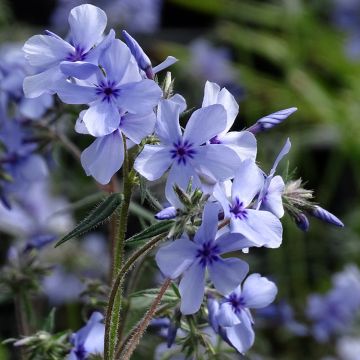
117 278 171 360
105 233 167 359
106 137 133 359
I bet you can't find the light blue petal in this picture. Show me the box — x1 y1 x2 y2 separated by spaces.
183 104 227 146
152 56 178 74
231 209 282 248
169 93 187 113
155 99 182 144
194 202 220 245
224 315 255 354
202 81 221 108
117 79 162 115
23 34 73 67
260 175 285 218
155 238 197 279
75 111 90 134
83 322 105 355
56 81 97 105
217 87 239 133
81 131 124 185
60 61 99 79
120 111 156 144
207 298 220 332
68 4 107 53
23 67 64 98
179 262 205 315
194 144 241 182
217 302 241 327
216 232 258 254
209 258 248 295
241 274 277 309
134 145 173 181
83 101 120 137
221 131 257 161
270 138 291 177
231 159 264 207
99 39 131 83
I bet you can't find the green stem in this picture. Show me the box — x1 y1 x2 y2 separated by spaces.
112 137 132 279
106 137 133 360
105 233 167 359
117 278 171 360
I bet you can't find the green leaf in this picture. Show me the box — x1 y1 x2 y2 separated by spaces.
125 220 175 245
42 308 56 333
55 193 123 247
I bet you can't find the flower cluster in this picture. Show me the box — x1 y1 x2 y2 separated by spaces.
15 3 346 358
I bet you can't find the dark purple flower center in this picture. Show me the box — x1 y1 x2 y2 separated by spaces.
228 293 246 314
67 46 87 62
96 81 121 103
229 197 248 220
209 135 222 144
74 344 87 360
196 241 220 267
170 140 196 165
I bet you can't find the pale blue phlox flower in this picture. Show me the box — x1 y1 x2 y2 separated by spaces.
23 4 114 98
214 159 283 248
56 38 162 138
75 102 156 184
208 274 277 354
202 81 257 161
134 99 242 207
155 203 251 315
257 138 291 219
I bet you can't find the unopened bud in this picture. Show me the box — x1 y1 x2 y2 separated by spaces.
295 213 310 232
155 206 177 220
122 30 153 79
248 107 297 134
311 205 344 227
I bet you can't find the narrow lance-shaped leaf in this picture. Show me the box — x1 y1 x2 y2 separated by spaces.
125 220 175 245
55 193 123 247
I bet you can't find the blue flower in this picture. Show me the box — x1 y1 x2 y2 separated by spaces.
209 274 277 354
75 105 157 184
156 203 250 315
134 99 242 207
68 312 105 360
51 1 163 35
214 159 283 248
0 44 54 120
202 81 257 161
257 138 291 219
56 38 162 137
23 4 114 98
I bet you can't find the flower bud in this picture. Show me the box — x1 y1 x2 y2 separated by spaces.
295 213 310 232
247 107 297 134
311 205 344 227
155 206 177 220
122 30 153 79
